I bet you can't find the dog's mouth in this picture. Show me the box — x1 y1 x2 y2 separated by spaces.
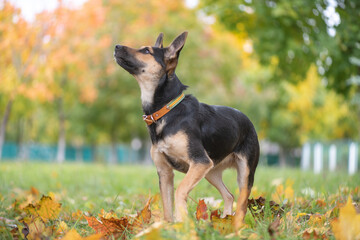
114 51 144 75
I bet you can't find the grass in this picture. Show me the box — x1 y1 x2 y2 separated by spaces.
0 162 359 239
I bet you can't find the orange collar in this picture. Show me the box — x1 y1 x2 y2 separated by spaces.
143 92 185 125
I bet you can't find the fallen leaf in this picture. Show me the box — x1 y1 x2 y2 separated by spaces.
302 229 326 239
62 229 82 240
196 199 208 221
56 221 68 235
72 209 85 221
268 217 281 239
210 209 221 220
30 187 39 196
98 209 118 219
316 199 326 208
211 215 234 235
135 197 152 225
331 196 360 240
248 197 284 220
308 214 326 228
24 196 61 222
27 217 53 239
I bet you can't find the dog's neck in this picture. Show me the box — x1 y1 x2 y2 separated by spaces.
142 73 187 115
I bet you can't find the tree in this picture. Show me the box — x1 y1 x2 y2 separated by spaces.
0 1 49 159
201 0 360 95
34 0 107 163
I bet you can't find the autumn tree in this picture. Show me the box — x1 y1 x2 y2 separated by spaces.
0 1 51 159
33 0 108 163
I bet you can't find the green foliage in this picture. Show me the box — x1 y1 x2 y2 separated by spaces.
201 0 360 95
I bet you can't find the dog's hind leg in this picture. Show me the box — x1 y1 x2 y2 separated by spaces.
233 139 259 227
205 167 234 217
175 161 213 221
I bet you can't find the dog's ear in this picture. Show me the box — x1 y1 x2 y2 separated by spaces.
154 33 164 48
164 32 188 75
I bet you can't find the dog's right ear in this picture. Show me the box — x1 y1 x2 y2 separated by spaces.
154 33 164 48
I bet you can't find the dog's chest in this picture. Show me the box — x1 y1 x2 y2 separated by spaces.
156 131 189 163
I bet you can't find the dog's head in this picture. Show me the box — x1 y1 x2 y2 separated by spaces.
114 32 188 80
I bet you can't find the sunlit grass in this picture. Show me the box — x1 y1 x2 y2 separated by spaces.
0 162 359 239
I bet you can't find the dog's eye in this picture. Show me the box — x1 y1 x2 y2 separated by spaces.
144 48 150 54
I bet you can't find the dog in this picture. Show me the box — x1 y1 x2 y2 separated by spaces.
114 32 259 223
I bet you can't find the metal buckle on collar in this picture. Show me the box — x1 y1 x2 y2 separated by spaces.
150 114 156 123
143 114 156 124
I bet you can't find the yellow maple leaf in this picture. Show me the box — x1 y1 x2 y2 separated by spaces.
24 196 61 222
37 196 62 222
331 196 360 240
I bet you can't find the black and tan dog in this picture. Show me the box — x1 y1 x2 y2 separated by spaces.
114 32 259 223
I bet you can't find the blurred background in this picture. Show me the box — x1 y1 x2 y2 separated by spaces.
0 0 359 174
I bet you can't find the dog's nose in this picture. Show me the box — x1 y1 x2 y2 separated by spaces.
115 45 122 50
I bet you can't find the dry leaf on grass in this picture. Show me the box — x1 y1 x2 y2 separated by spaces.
196 199 208 220
211 215 235 235
24 196 61 222
85 197 152 239
331 196 360 240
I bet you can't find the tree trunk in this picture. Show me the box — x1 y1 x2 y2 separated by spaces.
109 140 117 164
18 119 30 161
0 99 13 160
56 98 66 163
278 147 287 167
75 146 83 162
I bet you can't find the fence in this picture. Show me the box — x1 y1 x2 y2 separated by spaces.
0 142 146 164
2 141 359 174
301 141 359 175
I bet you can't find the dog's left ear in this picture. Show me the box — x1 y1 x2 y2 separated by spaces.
164 32 188 75
154 33 164 48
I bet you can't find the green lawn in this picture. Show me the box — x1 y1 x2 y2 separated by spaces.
0 162 359 239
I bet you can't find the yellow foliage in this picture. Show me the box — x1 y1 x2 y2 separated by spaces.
285 64 354 143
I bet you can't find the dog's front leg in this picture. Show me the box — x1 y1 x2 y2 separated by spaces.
175 161 213 221
151 146 174 222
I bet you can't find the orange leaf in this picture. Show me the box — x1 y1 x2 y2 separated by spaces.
85 215 131 237
134 197 152 226
196 199 208 220
30 187 39 196
210 209 221 220
316 199 326 208
72 210 85 221
101 217 132 233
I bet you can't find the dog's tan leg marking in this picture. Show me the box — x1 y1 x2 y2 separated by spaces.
151 145 174 222
175 161 213 221
234 154 250 228
205 170 234 217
